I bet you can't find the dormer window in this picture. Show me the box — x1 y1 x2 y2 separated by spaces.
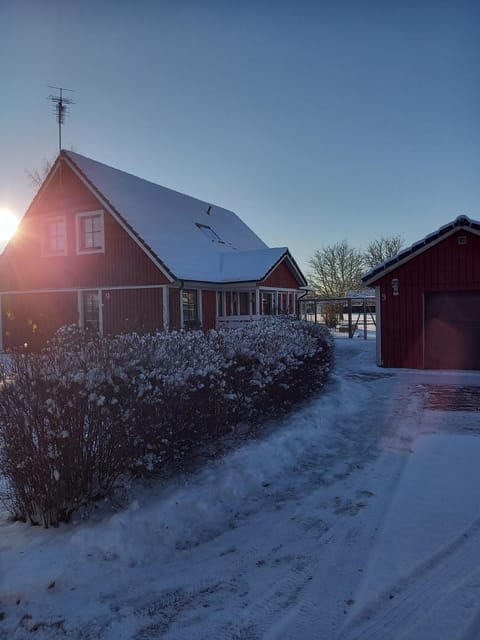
196 223 225 244
76 210 104 254
42 216 67 256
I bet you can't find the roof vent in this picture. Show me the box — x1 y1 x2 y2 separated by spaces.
455 214 471 226
458 235 467 245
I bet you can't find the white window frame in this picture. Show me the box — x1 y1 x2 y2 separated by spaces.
76 210 105 255
181 289 202 328
42 215 67 257
77 289 103 334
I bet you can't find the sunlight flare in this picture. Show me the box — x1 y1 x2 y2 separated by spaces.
0 207 20 243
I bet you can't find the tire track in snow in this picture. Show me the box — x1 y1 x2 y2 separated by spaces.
216 559 317 640
250 451 408 640
202 366 417 640
250 373 461 640
152 371 391 639
336 514 480 640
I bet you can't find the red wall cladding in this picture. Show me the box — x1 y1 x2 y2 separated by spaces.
0 163 169 292
376 230 480 368
202 290 216 330
260 259 301 289
2 291 78 351
103 288 164 335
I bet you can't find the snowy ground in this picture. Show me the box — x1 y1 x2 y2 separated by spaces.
2 337 480 639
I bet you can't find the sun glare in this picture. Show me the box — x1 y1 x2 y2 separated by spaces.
0 207 20 243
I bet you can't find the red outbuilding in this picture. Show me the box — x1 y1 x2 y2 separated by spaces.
362 215 480 370
0 151 307 350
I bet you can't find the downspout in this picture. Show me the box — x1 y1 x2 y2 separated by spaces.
297 289 309 320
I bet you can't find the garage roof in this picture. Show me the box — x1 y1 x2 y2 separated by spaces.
362 215 480 286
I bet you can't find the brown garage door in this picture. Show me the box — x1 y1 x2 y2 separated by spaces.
424 291 480 370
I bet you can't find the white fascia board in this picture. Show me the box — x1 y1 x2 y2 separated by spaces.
261 252 307 287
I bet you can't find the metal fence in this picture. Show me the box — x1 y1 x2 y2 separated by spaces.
299 296 376 339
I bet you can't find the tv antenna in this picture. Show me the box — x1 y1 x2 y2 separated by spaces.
47 86 75 153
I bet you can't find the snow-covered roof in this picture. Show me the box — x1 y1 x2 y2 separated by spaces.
62 151 303 284
219 247 288 282
346 288 376 299
362 215 480 285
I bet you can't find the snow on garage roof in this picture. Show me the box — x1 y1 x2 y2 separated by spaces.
362 215 480 285
63 151 303 284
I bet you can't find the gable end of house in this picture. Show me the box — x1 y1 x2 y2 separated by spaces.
62 152 176 283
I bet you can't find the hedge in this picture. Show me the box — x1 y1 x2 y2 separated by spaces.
0 318 333 527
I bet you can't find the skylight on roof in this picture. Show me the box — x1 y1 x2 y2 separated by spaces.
196 223 225 244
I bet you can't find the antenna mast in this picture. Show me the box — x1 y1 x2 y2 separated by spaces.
48 86 75 153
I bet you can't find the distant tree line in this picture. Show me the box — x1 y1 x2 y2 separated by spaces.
308 235 403 297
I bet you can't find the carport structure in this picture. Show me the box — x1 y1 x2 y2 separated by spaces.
362 215 480 369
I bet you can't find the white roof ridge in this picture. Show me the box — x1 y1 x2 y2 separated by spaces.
64 150 226 213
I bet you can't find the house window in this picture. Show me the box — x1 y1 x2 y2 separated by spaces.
250 292 257 315
43 216 66 256
223 290 257 316
289 293 294 314
82 291 100 333
182 289 199 325
261 292 275 315
217 291 224 317
76 211 104 254
232 292 239 315
239 292 250 315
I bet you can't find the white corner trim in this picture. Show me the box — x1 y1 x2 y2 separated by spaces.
162 286 170 330
375 286 382 366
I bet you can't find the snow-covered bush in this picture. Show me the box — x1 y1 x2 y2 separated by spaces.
0 328 137 526
215 318 332 423
0 319 332 527
119 329 229 472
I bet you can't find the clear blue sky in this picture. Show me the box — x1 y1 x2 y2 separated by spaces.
1 0 479 273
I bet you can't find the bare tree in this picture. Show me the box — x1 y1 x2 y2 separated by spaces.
364 235 403 269
308 240 365 297
26 158 53 188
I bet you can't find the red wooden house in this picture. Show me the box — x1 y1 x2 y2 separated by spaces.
0 151 307 350
362 215 480 369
